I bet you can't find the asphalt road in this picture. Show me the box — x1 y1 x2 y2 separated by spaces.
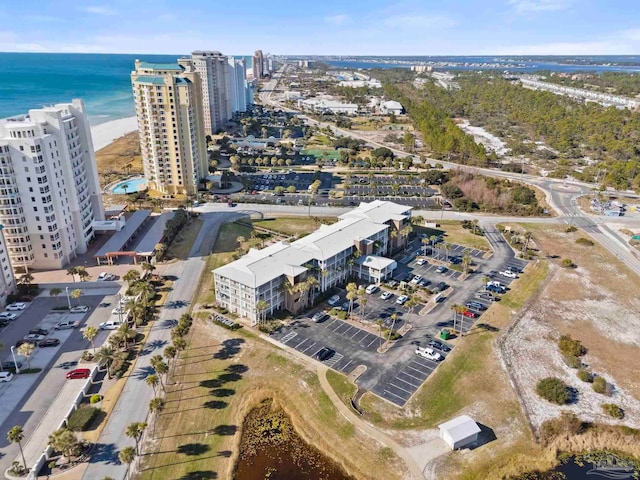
81 212 241 480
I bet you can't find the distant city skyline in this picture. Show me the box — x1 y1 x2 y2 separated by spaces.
2 0 639 56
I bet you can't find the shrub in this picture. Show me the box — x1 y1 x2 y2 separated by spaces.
536 377 571 405
563 354 582 369
540 412 584 444
602 403 624 419
81 351 94 361
67 407 100 431
560 258 575 268
592 376 609 395
577 367 593 382
89 394 102 404
575 237 594 246
565 226 577 232
558 335 586 357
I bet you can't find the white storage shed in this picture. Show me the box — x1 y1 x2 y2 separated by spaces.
438 415 481 450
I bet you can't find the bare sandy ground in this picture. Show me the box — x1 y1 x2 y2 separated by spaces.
91 116 138 151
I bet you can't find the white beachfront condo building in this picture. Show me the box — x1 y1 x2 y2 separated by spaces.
0 100 105 270
214 201 411 323
0 226 16 306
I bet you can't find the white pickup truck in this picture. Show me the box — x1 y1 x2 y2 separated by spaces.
54 320 79 330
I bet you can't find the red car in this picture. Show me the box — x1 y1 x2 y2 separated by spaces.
462 309 478 318
66 368 91 379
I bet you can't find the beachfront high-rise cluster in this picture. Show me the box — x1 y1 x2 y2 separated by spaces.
131 60 208 196
0 99 105 270
132 51 258 195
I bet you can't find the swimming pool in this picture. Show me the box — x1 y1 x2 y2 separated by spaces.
111 177 148 194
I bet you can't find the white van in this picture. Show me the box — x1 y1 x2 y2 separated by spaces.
0 371 14 382
365 284 379 294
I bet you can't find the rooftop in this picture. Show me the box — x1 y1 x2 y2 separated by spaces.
438 415 481 442
214 201 411 287
137 62 183 71
95 210 151 258
133 75 166 85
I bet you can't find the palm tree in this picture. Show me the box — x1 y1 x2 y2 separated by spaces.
117 323 137 349
346 290 357 318
387 313 399 343
255 300 269 324
462 253 472 274
154 243 167 261
450 303 460 334
126 299 146 327
76 267 90 282
306 275 319 304
148 398 165 434
118 446 136 478
66 267 78 282
49 287 62 306
83 326 99 353
94 346 116 378
522 231 533 257
406 296 419 316
48 428 78 462
375 319 385 348
172 337 186 353
17 343 34 369
141 262 155 278
150 355 168 391
429 235 437 256
358 295 368 321
19 273 33 286
125 422 147 456
145 374 159 395
443 242 452 262
122 269 141 286
7 426 27 473
70 288 83 306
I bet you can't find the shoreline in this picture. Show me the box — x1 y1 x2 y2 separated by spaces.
90 116 138 151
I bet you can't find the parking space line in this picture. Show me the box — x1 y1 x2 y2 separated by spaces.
395 373 422 388
324 318 337 328
301 341 317 354
365 336 380 348
406 363 432 376
383 390 408 403
280 332 297 344
398 369 424 383
341 324 355 335
293 338 308 349
410 358 436 370
388 382 414 395
338 359 354 373
350 329 367 341
394 375 420 389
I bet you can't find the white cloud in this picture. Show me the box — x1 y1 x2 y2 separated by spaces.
507 0 572 12
78 6 117 15
324 14 351 25
383 14 457 29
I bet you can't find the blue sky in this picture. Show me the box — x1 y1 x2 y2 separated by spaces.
2 0 639 55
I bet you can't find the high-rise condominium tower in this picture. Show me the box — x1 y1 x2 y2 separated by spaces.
189 51 232 134
253 50 264 79
0 100 105 270
0 227 16 307
131 60 208 195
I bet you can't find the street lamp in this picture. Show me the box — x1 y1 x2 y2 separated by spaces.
10 346 20 374
65 287 72 310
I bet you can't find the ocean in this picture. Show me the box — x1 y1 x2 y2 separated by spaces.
0 52 253 125
1 53 638 126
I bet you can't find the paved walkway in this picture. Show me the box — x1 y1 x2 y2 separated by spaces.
316 365 425 480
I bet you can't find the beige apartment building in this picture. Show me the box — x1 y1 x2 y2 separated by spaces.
131 61 207 196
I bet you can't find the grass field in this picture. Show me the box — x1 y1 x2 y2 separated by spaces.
139 318 406 480
326 370 357 406
414 220 490 251
252 216 337 236
165 219 203 260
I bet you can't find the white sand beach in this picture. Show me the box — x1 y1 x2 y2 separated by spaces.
90 116 138 151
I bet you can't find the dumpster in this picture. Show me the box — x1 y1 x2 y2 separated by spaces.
440 329 451 340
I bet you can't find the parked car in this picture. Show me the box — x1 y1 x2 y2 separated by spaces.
485 284 506 294
0 371 14 382
311 311 329 323
97 272 116 281
434 282 448 292
462 309 478 318
465 301 486 311
410 275 422 284
315 347 335 362
39 338 61 348
66 368 91 379
416 258 427 266
365 284 379 294
387 280 399 288
99 320 121 330
327 295 341 306
1 361 22 371
29 328 49 336
6 302 26 311
112 306 126 315
500 270 518 279
415 347 443 361
23 334 45 342
475 292 498 302
55 320 79 330
417 279 429 287
70 305 90 314
427 340 452 352
0 312 17 321
436 266 447 274
396 295 409 305
380 291 393 301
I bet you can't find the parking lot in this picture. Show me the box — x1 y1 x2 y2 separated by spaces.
269 227 531 407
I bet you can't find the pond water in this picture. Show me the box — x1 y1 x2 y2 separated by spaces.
234 400 355 480
514 452 640 479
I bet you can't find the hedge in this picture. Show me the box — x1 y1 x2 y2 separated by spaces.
536 377 571 405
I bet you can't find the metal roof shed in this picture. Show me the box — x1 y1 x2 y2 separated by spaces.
438 415 480 450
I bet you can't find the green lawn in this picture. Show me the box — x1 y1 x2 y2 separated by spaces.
326 370 357 406
414 221 490 251
252 216 337 236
